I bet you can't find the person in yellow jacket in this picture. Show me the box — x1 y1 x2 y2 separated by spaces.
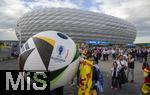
141 68 150 95
78 52 94 95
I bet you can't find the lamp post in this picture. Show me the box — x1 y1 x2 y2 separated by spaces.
16 24 21 53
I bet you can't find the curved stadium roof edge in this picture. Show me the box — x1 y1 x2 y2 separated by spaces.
16 8 136 44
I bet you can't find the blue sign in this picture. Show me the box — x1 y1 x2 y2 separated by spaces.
127 44 135 46
86 40 110 45
144 44 150 46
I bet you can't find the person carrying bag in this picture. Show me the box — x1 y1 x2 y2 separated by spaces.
92 62 104 95
116 55 128 89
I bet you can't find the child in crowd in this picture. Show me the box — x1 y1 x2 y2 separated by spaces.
111 61 119 90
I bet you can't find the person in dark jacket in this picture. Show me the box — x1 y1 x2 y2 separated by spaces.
111 61 119 90
92 59 104 94
143 50 148 62
127 53 135 83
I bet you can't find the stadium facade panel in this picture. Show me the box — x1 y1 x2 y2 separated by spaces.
16 8 136 44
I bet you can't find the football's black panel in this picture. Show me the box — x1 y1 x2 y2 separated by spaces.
57 32 68 39
50 66 67 81
19 48 35 71
33 37 54 70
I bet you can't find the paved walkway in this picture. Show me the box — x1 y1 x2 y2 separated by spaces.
0 59 145 95
0 59 18 70
99 60 143 95
64 59 144 95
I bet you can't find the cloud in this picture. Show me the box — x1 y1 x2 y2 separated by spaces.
90 0 150 37
0 0 149 38
0 0 30 30
22 0 79 9
0 0 79 30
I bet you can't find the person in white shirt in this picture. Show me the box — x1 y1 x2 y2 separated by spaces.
119 49 123 55
111 48 116 60
116 55 128 89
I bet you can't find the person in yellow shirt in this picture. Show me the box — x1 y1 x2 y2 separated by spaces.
78 52 94 95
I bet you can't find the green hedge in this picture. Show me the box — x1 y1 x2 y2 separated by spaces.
0 45 11 49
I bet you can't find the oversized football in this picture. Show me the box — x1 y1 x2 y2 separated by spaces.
18 31 80 90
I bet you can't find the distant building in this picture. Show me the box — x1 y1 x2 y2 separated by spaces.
0 30 19 58
0 30 18 41
16 8 136 44
134 37 150 47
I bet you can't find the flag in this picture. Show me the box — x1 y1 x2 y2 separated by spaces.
78 59 93 95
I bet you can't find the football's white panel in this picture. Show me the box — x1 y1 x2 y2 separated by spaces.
50 57 80 90
24 48 46 70
21 37 36 53
23 38 46 70
49 42 76 71
32 31 77 71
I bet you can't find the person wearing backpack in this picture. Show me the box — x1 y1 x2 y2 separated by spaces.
92 59 104 95
116 55 128 89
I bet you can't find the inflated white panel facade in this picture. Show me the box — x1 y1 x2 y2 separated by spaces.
16 8 136 44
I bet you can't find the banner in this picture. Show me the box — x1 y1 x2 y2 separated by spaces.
78 59 93 95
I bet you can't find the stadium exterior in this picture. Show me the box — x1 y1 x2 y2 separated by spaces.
16 8 136 44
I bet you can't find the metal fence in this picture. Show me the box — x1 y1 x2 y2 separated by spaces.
0 47 12 58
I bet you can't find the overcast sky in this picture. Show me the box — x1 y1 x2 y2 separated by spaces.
0 0 150 38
